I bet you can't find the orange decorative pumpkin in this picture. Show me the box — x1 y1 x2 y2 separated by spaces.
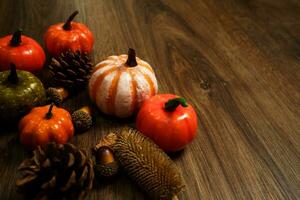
19 104 74 149
89 48 158 118
44 10 94 57
0 29 46 72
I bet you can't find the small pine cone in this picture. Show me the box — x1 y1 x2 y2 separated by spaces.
48 50 94 93
16 143 94 200
96 127 185 199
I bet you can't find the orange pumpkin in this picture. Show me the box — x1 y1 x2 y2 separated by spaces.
44 11 94 57
89 48 158 118
19 104 74 149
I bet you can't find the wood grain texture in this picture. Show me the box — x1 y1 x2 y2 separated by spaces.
0 0 299 199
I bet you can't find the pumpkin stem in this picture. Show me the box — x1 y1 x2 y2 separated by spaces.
63 10 79 30
10 29 22 47
164 97 188 112
45 103 55 119
7 63 19 84
125 48 137 67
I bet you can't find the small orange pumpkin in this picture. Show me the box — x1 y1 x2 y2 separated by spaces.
89 48 158 118
19 104 74 149
44 11 94 57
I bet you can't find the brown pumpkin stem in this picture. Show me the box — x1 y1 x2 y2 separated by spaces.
63 10 79 30
125 48 137 67
45 103 55 119
10 29 22 47
7 63 19 84
164 97 188 112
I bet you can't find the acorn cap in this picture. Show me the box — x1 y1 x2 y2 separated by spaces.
46 87 68 106
95 162 119 178
72 106 92 133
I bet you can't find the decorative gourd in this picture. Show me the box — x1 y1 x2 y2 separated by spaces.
0 64 46 122
44 11 94 57
137 94 198 152
19 104 74 149
89 48 158 118
0 29 46 72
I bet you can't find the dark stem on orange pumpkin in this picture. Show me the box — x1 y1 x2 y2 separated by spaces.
63 10 79 30
164 98 188 112
7 63 19 84
45 103 55 119
125 48 137 67
10 29 22 47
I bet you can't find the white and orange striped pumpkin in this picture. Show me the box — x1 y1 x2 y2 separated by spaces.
89 49 158 118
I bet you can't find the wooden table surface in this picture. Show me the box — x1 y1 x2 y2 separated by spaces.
0 0 299 199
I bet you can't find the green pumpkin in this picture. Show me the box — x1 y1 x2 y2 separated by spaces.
0 64 46 122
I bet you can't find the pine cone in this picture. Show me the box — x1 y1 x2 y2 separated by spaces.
95 127 185 200
16 143 94 200
48 50 93 93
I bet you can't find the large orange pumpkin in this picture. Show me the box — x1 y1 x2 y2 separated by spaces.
89 49 158 118
19 104 74 149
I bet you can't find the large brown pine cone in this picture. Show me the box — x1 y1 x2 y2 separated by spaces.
16 143 94 200
48 50 93 93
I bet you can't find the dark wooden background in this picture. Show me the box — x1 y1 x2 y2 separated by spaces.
0 0 299 199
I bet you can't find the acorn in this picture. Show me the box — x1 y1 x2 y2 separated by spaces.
46 87 68 106
71 106 93 133
93 146 119 178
